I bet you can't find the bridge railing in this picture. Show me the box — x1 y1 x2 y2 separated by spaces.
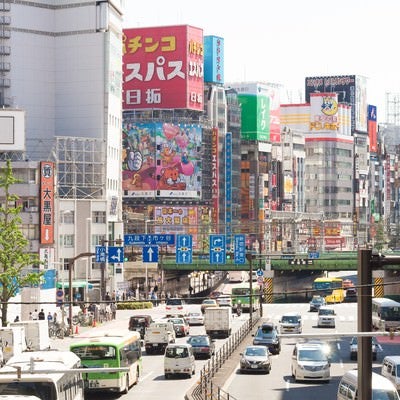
185 310 261 400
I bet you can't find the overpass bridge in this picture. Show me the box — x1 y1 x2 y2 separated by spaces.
161 251 400 272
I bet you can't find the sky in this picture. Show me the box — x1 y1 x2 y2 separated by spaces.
122 0 400 123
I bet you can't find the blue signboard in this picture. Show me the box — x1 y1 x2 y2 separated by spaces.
209 234 226 264
308 252 320 259
234 234 246 264
108 246 124 263
176 234 193 264
143 246 159 263
225 132 232 250
124 234 175 246
95 245 107 263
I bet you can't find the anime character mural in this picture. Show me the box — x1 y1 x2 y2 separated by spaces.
122 122 157 196
156 123 202 198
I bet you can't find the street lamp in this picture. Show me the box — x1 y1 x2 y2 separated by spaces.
68 252 94 334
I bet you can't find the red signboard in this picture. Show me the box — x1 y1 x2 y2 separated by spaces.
40 161 54 244
123 25 204 111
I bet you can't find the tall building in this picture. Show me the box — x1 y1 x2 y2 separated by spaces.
0 0 125 305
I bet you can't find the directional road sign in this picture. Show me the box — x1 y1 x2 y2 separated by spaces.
209 234 226 264
95 245 107 263
124 234 175 246
308 252 320 259
108 246 124 263
143 246 159 263
256 268 264 276
234 234 246 264
176 234 193 264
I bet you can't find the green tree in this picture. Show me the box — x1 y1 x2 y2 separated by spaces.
0 160 42 326
374 220 386 252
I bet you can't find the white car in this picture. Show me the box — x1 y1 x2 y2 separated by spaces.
317 306 336 328
186 312 204 326
291 342 331 382
216 295 232 307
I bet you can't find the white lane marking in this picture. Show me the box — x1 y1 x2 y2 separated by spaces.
140 371 154 382
222 362 240 391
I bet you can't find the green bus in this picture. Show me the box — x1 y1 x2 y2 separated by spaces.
70 331 142 394
231 284 260 312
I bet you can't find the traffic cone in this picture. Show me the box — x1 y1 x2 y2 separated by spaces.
75 325 79 334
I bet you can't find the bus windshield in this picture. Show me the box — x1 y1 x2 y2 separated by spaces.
71 345 116 360
0 381 54 399
381 306 400 321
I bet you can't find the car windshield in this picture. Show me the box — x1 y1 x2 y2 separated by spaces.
256 326 275 338
319 309 334 315
170 318 184 324
298 348 327 362
165 346 189 358
282 316 299 324
188 336 209 345
312 297 324 304
203 300 215 304
245 347 267 357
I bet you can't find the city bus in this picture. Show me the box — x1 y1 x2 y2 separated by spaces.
231 284 260 312
0 350 84 400
70 331 142 394
312 277 345 303
372 297 400 331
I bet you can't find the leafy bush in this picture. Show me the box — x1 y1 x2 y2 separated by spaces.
116 301 153 310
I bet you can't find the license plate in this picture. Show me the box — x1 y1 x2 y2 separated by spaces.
251 365 258 369
152 344 158 347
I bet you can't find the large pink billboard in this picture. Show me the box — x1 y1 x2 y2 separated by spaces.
123 25 204 111
122 122 202 199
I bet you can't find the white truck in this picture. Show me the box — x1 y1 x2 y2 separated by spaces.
10 320 50 351
144 320 176 355
0 326 27 364
204 307 232 338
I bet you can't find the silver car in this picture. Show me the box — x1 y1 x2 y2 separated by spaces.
239 345 271 374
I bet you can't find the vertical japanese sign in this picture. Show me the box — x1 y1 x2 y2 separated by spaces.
123 25 204 111
40 161 54 244
368 105 377 153
204 35 224 84
225 132 232 249
211 128 219 228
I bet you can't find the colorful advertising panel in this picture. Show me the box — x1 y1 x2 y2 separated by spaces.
309 92 339 132
225 132 232 248
122 122 202 198
123 25 204 111
238 94 270 141
211 128 219 227
305 75 368 133
229 82 281 142
204 35 224 85
40 161 55 245
368 105 378 153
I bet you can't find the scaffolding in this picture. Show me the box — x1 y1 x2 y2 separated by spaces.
54 136 106 199
385 92 400 125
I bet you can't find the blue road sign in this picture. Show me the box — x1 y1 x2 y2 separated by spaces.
234 234 246 264
176 234 193 264
124 234 175 246
209 234 226 264
95 245 107 263
256 268 264 276
108 246 124 263
143 246 159 263
308 252 320 259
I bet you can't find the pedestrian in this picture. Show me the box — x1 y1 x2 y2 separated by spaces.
105 292 111 301
53 312 57 323
31 309 38 320
14 316 20 322
189 285 194 296
47 312 53 323
38 309 45 320
28 312 33 320
110 302 117 320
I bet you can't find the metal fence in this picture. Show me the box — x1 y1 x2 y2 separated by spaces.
185 310 261 400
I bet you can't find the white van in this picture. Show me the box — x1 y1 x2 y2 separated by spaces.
164 343 195 379
279 312 302 334
382 355 400 391
338 369 400 400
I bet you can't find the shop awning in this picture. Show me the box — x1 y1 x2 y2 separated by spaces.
56 281 93 289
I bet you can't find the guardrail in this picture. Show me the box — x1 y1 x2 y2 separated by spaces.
185 310 261 400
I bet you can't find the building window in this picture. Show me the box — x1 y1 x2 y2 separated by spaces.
93 234 107 246
92 211 106 223
61 211 74 224
62 234 74 247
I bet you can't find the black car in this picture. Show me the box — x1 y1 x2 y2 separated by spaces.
128 314 153 339
309 295 326 311
252 323 281 355
187 335 216 359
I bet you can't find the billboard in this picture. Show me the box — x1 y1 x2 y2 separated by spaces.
122 122 202 198
40 161 55 245
305 75 368 133
204 35 224 84
211 127 219 227
309 92 339 132
368 105 377 153
229 82 281 142
0 109 26 151
123 25 204 111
